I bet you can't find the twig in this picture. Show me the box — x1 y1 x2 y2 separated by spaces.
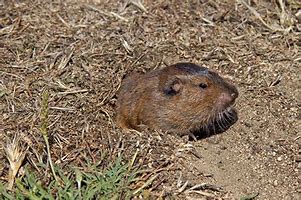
133 174 159 195
58 89 89 95
56 13 71 28
49 106 75 111
110 12 129 22
178 181 188 193
128 0 148 13
0 71 24 80
239 0 292 33
185 190 215 198
58 48 74 69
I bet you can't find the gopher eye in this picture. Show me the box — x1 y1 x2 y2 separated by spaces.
199 83 208 89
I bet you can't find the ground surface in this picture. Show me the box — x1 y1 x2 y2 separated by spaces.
0 0 300 199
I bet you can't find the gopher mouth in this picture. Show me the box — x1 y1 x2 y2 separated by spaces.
191 106 238 140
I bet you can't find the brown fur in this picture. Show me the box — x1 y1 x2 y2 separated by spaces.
116 63 238 137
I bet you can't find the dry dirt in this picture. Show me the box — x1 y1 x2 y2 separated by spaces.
0 0 300 199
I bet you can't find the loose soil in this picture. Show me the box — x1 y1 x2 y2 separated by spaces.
0 0 300 199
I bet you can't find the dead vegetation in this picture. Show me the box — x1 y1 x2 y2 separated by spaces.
0 0 300 199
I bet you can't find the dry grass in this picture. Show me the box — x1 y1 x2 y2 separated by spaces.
0 0 300 199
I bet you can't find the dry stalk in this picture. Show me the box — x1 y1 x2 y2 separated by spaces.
133 174 159 195
127 0 148 13
5 135 27 190
239 0 292 33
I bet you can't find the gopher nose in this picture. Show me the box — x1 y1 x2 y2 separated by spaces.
218 91 237 108
230 90 238 100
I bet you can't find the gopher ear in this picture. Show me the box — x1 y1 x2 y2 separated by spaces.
163 78 183 96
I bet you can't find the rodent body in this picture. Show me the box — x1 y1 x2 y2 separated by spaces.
116 63 238 138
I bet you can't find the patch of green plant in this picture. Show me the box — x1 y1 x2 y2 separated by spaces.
0 155 142 200
1 89 157 199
